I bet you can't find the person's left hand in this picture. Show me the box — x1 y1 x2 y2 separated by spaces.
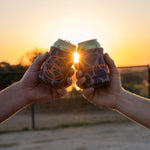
19 52 74 104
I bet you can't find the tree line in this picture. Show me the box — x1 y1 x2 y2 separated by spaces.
0 48 47 90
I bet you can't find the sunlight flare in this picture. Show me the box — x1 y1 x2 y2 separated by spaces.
75 84 80 91
74 52 79 63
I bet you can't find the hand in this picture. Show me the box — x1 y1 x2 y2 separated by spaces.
19 52 74 104
76 53 122 109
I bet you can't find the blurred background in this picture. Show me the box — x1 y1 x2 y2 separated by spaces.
0 0 150 66
0 0 150 149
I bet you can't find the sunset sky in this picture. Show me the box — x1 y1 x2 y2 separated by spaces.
0 0 150 66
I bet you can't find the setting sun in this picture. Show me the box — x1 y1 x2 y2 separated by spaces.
0 0 150 66
73 51 81 91
74 52 79 63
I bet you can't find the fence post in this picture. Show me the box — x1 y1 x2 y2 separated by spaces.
31 104 35 129
148 65 150 99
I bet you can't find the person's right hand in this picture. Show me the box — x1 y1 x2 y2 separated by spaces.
19 52 74 105
76 53 123 109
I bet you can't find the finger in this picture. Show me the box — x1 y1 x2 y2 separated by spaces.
64 77 72 88
104 53 119 76
68 68 74 77
76 70 84 79
28 52 49 72
56 89 67 97
82 87 94 99
75 63 80 70
76 77 86 89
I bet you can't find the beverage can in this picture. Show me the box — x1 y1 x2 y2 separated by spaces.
39 39 76 88
77 39 110 88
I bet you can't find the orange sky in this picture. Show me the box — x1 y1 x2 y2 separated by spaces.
0 0 150 66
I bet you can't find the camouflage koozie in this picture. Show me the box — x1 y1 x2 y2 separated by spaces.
79 48 110 88
39 46 74 88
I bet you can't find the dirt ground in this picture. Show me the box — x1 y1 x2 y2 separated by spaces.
0 111 125 131
0 122 150 150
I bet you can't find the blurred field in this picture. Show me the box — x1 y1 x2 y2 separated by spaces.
0 108 126 131
0 65 149 132
0 122 150 150
0 65 149 150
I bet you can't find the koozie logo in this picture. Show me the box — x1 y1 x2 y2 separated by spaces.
43 56 66 80
83 64 106 72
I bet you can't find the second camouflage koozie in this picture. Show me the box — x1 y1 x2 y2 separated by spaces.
77 39 110 88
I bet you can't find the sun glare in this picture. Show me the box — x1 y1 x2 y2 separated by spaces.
74 52 79 63
73 51 81 91
75 84 80 91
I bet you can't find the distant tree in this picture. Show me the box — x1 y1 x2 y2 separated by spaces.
0 62 27 90
20 47 48 66
0 47 48 90
0 62 11 72
0 61 27 72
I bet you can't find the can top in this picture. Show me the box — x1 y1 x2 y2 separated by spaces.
77 39 101 51
53 39 76 53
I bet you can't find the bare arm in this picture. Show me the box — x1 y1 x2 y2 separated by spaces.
0 52 74 124
0 82 28 123
117 89 150 128
76 53 150 129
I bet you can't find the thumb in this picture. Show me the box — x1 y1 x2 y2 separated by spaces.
82 87 94 99
104 53 119 77
28 52 49 72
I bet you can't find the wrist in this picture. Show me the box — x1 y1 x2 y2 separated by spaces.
16 81 31 106
115 88 128 111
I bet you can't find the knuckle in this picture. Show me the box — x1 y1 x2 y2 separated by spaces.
111 59 115 65
115 69 119 75
35 55 42 63
67 79 72 86
76 71 82 79
76 78 85 88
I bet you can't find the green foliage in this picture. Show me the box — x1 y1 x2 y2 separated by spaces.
23 127 29 131
122 82 141 95
0 62 28 72
0 62 27 89
53 119 130 129
120 69 148 96
0 47 46 90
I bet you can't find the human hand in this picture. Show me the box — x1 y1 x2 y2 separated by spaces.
76 53 122 109
19 52 74 104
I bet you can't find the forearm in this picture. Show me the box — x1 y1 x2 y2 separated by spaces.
0 82 29 124
116 89 150 128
